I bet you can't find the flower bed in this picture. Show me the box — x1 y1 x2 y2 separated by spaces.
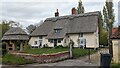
11 51 70 63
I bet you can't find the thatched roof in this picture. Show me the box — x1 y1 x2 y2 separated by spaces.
2 27 29 40
30 11 100 39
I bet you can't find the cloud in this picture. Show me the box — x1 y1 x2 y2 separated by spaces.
0 0 119 28
0 2 76 28
1 0 119 2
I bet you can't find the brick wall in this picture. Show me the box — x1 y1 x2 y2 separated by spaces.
11 51 70 63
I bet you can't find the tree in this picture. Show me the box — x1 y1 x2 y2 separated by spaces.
26 24 36 34
8 21 22 28
0 20 9 39
99 12 108 46
77 0 85 14
99 30 108 46
35 20 44 27
103 0 115 56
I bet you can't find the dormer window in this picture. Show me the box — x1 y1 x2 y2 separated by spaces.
54 29 61 33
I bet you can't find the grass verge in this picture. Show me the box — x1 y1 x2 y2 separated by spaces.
2 54 34 65
111 64 120 68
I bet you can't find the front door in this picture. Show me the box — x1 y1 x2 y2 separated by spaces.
54 39 57 47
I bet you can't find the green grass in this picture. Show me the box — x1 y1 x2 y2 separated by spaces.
111 64 120 68
2 48 97 65
73 48 97 58
24 47 97 58
24 48 69 54
2 54 34 65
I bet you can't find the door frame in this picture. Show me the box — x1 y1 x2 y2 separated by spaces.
54 39 57 47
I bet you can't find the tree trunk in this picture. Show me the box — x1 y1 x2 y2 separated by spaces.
108 24 113 57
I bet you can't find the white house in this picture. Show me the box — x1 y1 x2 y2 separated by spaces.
29 11 101 49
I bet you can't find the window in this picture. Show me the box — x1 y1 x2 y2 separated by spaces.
79 33 83 37
80 40 83 44
54 29 61 33
48 39 53 43
34 41 37 45
39 36 42 39
58 39 61 43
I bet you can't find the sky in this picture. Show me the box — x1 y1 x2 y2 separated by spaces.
0 0 119 28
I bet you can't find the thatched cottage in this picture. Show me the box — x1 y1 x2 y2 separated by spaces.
111 27 120 63
29 11 101 49
2 27 29 52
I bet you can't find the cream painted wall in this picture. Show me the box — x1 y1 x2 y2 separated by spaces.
29 37 39 45
47 39 65 47
29 36 65 47
47 40 54 47
67 32 99 48
29 36 48 47
42 36 48 47
29 32 99 48
112 39 120 63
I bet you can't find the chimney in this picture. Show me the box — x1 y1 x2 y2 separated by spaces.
55 9 59 17
71 7 77 14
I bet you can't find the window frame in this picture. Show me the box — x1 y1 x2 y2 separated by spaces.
79 33 83 37
54 29 61 33
58 39 61 43
48 39 54 43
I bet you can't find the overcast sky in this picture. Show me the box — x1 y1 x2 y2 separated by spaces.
0 0 119 28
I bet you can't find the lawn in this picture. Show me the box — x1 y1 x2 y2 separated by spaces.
72 48 97 58
2 54 34 65
24 47 97 58
24 48 69 54
2 47 97 65
111 64 120 68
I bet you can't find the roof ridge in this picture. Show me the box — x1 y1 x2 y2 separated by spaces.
45 11 100 22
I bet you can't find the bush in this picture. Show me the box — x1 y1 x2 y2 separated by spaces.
99 30 108 46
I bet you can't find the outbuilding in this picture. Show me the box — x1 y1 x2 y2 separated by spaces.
2 27 29 52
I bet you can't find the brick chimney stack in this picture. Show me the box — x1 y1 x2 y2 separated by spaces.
72 7 77 14
55 9 59 17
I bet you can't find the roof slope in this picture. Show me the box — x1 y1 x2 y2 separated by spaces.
111 28 120 39
2 27 29 40
30 11 100 39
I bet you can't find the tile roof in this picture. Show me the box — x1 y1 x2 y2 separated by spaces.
111 28 120 39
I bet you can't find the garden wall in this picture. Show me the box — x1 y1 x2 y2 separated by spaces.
11 51 70 63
